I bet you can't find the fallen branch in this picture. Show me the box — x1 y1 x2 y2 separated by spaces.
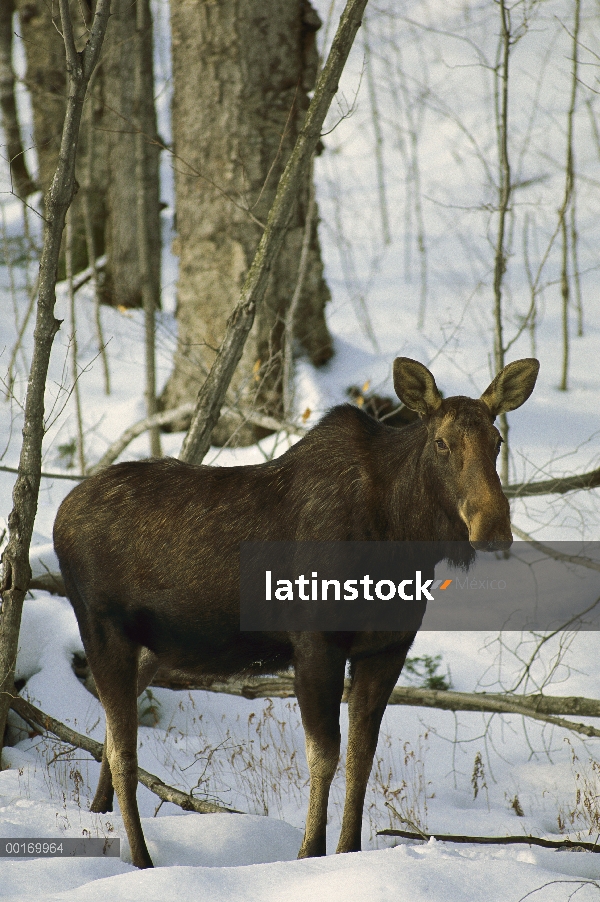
376 827 600 853
71 255 107 293
9 696 599 846
94 438 600 493
141 673 600 740
14 640 600 734
88 402 195 475
7 409 595 490
9 694 241 815
165 674 600 740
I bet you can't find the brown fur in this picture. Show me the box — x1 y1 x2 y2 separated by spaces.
53 357 539 868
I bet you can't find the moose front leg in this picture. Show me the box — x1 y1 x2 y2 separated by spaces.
337 643 412 853
294 636 347 858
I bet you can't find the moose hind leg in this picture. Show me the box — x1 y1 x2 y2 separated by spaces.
294 637 346 858
90 647 159 816
337 644 412 853
88 633 154 869
91 722 114 813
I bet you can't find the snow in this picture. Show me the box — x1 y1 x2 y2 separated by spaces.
2 0 600 899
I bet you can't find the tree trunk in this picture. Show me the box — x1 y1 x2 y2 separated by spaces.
0 0 36 198
102 0 161 309
163 0 333 445
15 0 94 273
15 0 161 307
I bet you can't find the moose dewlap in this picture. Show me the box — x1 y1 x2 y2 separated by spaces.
53 356 539 868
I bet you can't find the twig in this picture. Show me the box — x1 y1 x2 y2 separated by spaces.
376 827 600 853
0 0 37 198
81 73 110 396
29 573 66 595
9 695 242 815
0 465 85 481
4 274 38 400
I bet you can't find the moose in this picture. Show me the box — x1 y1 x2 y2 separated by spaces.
53 356 539 868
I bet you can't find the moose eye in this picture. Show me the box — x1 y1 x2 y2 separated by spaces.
435 439 448 451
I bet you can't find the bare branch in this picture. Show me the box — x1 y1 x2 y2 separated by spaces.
504 467 600 498
88 403 306 476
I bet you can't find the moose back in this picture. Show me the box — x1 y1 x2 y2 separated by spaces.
53 356 539 868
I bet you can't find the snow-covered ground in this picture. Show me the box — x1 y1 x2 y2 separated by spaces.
2 0 600 899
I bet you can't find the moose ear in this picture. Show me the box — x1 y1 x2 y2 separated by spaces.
393 357 443 417
480 358 540 417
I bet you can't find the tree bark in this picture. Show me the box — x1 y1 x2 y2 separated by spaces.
0 0 111 758
0 0 36 198
15 0 160 305
15 0 95 273
102 0 161 309
163 0 333 445
178 0 368 464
